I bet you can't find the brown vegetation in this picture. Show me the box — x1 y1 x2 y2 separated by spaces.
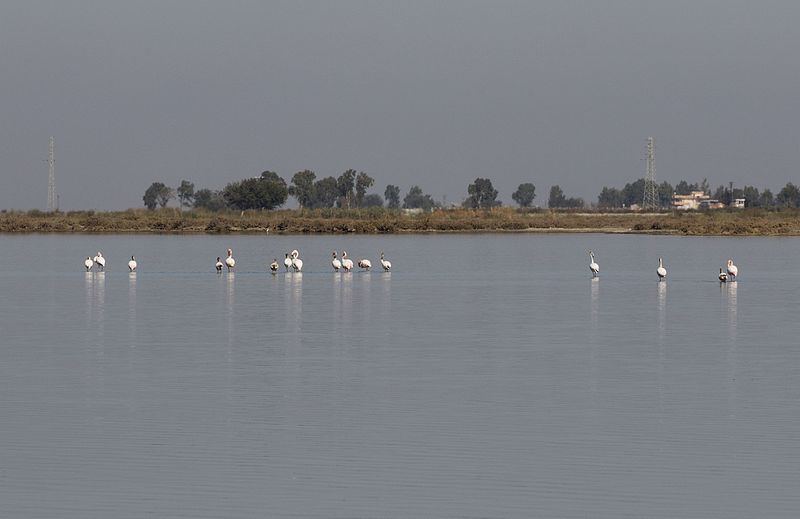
1 207 800 235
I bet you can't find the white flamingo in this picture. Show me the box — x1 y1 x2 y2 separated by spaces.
215 257 223 273
94 252 106 271
358 258 372 271
588 250 599 278
128 255 137 272
656 257 666 281
719 267 728 282
225 248 235 271
84 256 93 271
291 249 303 272
269 258 279 274
331 251 342 272
283 253 292 272
380 251 391 271
726 259 738 280
341 251 354 272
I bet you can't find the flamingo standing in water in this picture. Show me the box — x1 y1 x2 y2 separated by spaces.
719 268 728 282
380 251 391 272
726 259 738 280
291 250 303 272
225 249 235 272
283 253 292 272
358 258 372 271
656 257 666 281
215 257 223 273
84 257 93 271
588 250 599 278
94 252 106 272
331 251 342 272
128 256 137 272
269 258 279 274
341 251 354 272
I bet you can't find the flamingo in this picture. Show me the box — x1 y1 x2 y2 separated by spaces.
380 251 391 271
358 258 372 271
225 249 235 271
331 251 342 272
94 252 106 272
726 259 738 280
269 258 279 274
283 253 292 272
588 250 599 278
656 257 666 281
84 256 93 271
719 267 728 282
128 255 137 272
341 251 354 272
291 249 303 272
215 257 223 272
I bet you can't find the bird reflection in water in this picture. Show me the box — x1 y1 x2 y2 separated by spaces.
657 281 667 336
128 272 137 340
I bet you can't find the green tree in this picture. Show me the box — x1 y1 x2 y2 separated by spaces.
143 182 162 210
658 181 674 208
143 182 174 209
336 169 357 208
548 185 566 208
312 176 339 208
621 178 646 207
384 185 401 209
742 186 760 207
511 183 536 208
549 185 584 208
674 180 699 196
289 170 317 209
158 186 175 208
565 196 585 208
597 187 623 208
777 182 800 208
362 193 384 208
355 172 375 207
464 178 499 209
403 185 437 211
193 189 226 211
177 180 195 209
760 188 774 208
223 171 288 210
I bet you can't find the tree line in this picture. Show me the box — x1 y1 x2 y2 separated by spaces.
143 170 800 213
143 173 544 212
142 170 444 212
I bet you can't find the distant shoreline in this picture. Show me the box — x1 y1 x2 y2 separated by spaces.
1 208 799 236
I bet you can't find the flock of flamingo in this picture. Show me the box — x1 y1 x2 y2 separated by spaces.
81 247 738 282
82 249 391 274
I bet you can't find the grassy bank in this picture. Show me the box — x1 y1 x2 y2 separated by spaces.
1 207 800 235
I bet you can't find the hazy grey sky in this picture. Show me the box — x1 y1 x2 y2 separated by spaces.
2 0 800 210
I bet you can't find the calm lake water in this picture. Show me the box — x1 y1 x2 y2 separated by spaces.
1 233 799 518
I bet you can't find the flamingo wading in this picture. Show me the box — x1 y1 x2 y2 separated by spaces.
588 250 599 278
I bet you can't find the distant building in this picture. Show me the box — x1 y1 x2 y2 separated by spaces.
671 191 709 210
731 198 746 209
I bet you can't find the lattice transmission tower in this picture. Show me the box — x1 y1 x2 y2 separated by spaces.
47 137 57 212
642 136 658 211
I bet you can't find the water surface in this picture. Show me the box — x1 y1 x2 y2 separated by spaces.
1 234 799 518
